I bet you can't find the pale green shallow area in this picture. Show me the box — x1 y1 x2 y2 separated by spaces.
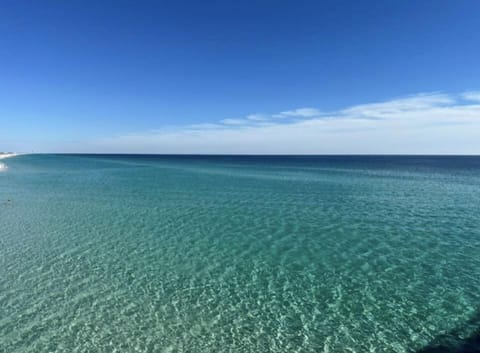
1 155 479 353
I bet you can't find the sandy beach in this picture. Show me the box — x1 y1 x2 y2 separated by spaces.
0 153 18 160
0 153 19 171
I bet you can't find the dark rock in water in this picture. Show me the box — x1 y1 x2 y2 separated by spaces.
416 313 480 353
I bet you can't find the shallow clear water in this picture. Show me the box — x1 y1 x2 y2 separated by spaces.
1 155 479 353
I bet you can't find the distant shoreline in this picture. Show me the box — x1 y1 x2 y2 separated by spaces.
0 153 20 171
0 153 19 160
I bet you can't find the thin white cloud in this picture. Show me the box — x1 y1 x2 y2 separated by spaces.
273 107 321 118
461 91 480 102
220 109 321 126
340 93 454 119
246 114 269 121
220 118 249 125
57 91 480 154
185 123 223 130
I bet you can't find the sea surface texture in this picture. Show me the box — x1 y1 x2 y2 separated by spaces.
1 155 479 353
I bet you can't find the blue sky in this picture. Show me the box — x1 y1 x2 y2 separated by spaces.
1 1 479 153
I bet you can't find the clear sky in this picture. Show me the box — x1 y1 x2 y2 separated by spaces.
1 0 479 153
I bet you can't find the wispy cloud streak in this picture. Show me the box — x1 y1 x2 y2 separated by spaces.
60 92 480 154
273 108 321 118
462 91 480 102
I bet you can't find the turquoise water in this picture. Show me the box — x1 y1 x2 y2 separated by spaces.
1 154 479 353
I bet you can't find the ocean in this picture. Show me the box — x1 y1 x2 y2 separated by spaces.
1 154 479 353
